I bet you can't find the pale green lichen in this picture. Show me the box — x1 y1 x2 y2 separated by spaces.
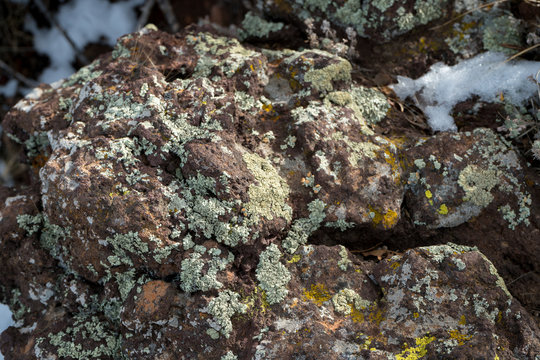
206 290 247 338
187 32 261 79
349 86 389 125
105 231 148 267
280 135 297 150
180 249 234 293
303 55 352 93
243 152 293 223
256 243 291 304
331 132 380 165
36 315 122 359
303 0 333 12
166 173 250 247
332 288 371 315
283 199 326 254
17 213 43 236
221 351 238 360
483 14 522 55
337 245 352 271
238 11 284 41
457 165 498 207
62 59 102 88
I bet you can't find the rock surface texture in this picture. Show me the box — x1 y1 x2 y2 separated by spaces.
1 1 540 359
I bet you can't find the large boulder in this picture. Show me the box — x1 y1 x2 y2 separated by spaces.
0 26 538 359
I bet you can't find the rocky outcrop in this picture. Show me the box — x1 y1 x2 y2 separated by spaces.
0 17 538 360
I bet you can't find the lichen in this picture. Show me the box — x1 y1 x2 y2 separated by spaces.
482 14 522 55
180 249 234 293
283 199 326 254
337 245 352 271
458 165 498 208
243 152 293 224
206 290 247 338
221 351 238 360
256 243 291 305
303 55 352 93
395 335 436 360
37 314 123 359
238 11 284 41
332 288 371 315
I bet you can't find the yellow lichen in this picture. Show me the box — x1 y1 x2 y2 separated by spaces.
438 204 449 215
287 254 301 263
395 335 436 360
448 329 473 346
303 283 332 306
350 306 365 323
368 205 399 229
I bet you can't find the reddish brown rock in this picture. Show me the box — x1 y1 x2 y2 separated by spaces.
0 23 538 360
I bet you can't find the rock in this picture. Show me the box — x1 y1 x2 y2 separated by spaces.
0 24 538 359
250 0 451 43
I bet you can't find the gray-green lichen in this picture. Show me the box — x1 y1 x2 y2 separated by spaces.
243 152 293 223
482 14 522 55
256 243 291 304
302 54 352 93
283 199 326 254
332 288 371 315
206 290 247 338
238 11 284 41
457 165 498 208
337 245 352 271
35 315 123 359
349 86 389 126
166 173 250 247
221 351 238 360
180 249 234 293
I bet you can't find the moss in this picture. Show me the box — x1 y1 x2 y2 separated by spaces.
238 12 284 41
256 243 291 305
243 152 293 223
283 199 326 254
206 290 247 338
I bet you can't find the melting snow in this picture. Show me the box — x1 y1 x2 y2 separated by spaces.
391 52 540 132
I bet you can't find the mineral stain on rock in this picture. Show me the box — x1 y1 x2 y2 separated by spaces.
0 4 539 359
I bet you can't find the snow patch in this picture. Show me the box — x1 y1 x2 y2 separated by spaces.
391 52 540 132
0 303 15 359
26 0 144 84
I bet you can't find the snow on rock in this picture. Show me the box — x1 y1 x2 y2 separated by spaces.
391 51 540 132
0 303 14 360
